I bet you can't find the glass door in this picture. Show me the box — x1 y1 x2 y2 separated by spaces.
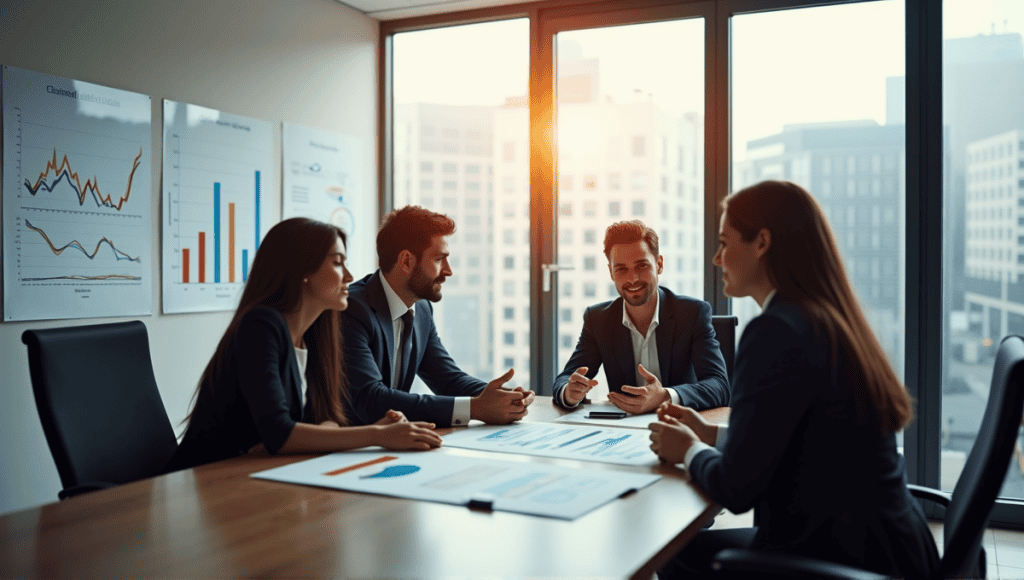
552 18 707 400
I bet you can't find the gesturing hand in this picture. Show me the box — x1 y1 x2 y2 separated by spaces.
471 368 532 424
377 421 442 451
608 364 670 414
648 415 699 464
564 366 598 406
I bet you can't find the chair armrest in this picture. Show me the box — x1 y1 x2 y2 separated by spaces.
712 548 894 580
906 483 951 508
58 481 117 500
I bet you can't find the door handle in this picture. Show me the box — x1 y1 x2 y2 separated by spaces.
541 263 574 293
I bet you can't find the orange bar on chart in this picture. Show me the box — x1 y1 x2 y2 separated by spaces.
183 248 190 283
229 202 236 283
198 232 206 284
323 456 398 476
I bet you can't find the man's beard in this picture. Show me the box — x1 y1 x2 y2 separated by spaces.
410 268 444 302
621 282 655 307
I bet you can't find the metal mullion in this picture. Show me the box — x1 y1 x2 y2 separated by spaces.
530 7 557 394
378 35 394 220
708 1 728 313
904 0 942 495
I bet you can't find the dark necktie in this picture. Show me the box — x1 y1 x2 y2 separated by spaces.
397 310 414 390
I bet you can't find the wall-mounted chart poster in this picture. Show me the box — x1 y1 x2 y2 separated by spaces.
2 65 153 322
282 123 369 275
162 100 271 313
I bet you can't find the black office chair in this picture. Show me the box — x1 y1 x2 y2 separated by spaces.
23 321 179 500
711 315 738 383
712 334 1024 580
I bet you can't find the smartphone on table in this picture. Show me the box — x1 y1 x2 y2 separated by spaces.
587 410 628 419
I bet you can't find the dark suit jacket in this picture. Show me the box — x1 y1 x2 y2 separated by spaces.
342 271 486 426
166 307 306 472
688 295 939 579
552 287 729 410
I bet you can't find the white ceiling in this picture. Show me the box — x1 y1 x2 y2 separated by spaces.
335 0 534 21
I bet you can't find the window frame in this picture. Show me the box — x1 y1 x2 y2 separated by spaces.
378 0 1023 526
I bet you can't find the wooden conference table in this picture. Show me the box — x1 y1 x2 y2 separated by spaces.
0 399 729 579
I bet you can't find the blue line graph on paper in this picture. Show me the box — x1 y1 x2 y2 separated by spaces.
446 422 658 466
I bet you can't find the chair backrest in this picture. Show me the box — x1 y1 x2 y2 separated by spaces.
712 315 739 384
22 321 178 496
942 334 1024 579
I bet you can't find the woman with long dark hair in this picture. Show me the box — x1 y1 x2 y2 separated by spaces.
649 181 939 579
167 218 441 472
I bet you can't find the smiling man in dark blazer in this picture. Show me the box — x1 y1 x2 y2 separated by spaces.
552 220 729 413
343 205 536 427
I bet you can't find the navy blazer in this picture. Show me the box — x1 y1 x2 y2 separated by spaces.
166 307 306 472
342 271 487 426
552 287 730 410
688 295 939 579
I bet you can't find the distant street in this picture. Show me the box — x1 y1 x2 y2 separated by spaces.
944 359 1024 499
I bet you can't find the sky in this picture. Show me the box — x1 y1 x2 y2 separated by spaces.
392 0 1024 162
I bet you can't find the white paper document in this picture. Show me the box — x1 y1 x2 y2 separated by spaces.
554 402 660 429
251 451 659 520
442 422 660 466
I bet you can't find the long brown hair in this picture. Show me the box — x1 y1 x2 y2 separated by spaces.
724 180 912 433
185 217 348 427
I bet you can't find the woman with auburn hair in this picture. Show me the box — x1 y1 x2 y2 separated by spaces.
649 181 939 579
166 217 441 472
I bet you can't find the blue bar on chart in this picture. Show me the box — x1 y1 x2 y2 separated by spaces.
254 170 261 252
214 182 221 284
242 249 249 282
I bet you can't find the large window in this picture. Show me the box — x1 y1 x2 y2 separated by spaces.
383 0 1024 527
392 20 530 388
554 19 705 398
731 2 906 386
941 0 1024 499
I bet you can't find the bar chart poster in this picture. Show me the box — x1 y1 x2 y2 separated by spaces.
162 100 271 313
2 65 153 321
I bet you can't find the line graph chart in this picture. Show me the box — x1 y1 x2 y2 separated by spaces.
23 148 143 212
3 65 152 321
25 219 141 264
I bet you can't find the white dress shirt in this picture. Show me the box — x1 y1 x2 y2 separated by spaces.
294 346 308 408
379 273 471 426
558 292 682 408
620 292 682 406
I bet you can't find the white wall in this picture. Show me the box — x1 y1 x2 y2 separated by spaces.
0 0 379 515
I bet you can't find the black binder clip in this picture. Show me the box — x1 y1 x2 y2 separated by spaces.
467 493 496 512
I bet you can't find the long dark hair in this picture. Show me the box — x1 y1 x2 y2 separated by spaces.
724 180 912 433
186 217 348 427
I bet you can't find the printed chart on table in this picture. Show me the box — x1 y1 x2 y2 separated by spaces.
2 65 152 321
443 422 660 466
251 450 659 520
